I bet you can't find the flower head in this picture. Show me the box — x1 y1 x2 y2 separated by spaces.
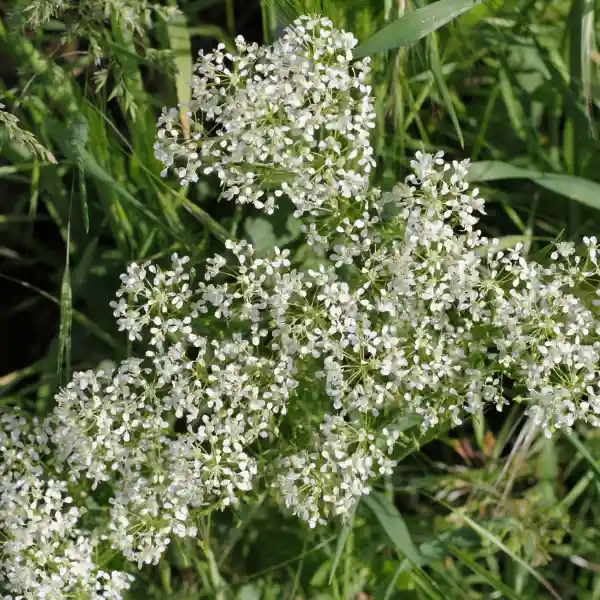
154 16 376 218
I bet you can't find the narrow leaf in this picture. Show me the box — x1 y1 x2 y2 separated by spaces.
498 68 526 141
166 12 193 139
429 33 463 147
461 515 564 600
0 275 117 349
71 117 89 232
393 526 479 575
355 0 480 58
159 559 172 594
449 546 522 599
58 190 73 382
363 492 422 565
57 262 72 382
568 0 596 116
328 523 351 584
469 160 531 181
187 24 236 52
564 432 600 496
469 160 600 211
47 116 229 243
78 170 88 233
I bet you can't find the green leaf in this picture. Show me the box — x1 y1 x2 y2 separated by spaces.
461 515 565 600
355 0 480 58
564 432 600 497
449 546 521 599
182 197 232 244
166 537 194 569
166 12 193 138
45 117 168 234
391 526 478 577
395 414 423 433
244 217 277 257
187 24 236 52
469 161 600 211
374 565 420 600
159 559 172 594
328 523 351 584
236 583 263 600
568 0 596 115
363 492 422 565
70 117 89 232
0 273 117 349
310 559 331 587
58 196 73 382
498 68 526 142
533 37 593 141
474 235 541 257
57 263 72 382
469 161 534 181
429 33 463 148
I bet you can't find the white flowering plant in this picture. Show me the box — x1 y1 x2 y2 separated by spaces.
2 15 600 600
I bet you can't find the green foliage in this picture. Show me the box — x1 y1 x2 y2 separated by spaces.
1 0 600 598
354 0 481 58
0 103 56 163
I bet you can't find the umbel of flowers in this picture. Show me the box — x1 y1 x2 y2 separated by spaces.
0 412 134 599
3 15 600 600
153 15 376 220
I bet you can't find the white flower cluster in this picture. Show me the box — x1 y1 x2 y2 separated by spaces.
0 412 133 600
3 15 600 597
154 16 375 217
52 337 286 565
53 146 600 533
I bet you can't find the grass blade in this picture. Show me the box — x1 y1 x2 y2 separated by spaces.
566 432 600 479
187 25 236 51
57 263 72 382
461 514 564 600
71 117 89 232
429 33 463 148
355 0 480 58
469 161 540 181
568 0 596 125
449 545 522 599
0 274 117 349
469 160 600 211
57 198 72 383
564 431 600 496
166 11 193 139
328 522 351 584
498 67 527 142
363 492 422 565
